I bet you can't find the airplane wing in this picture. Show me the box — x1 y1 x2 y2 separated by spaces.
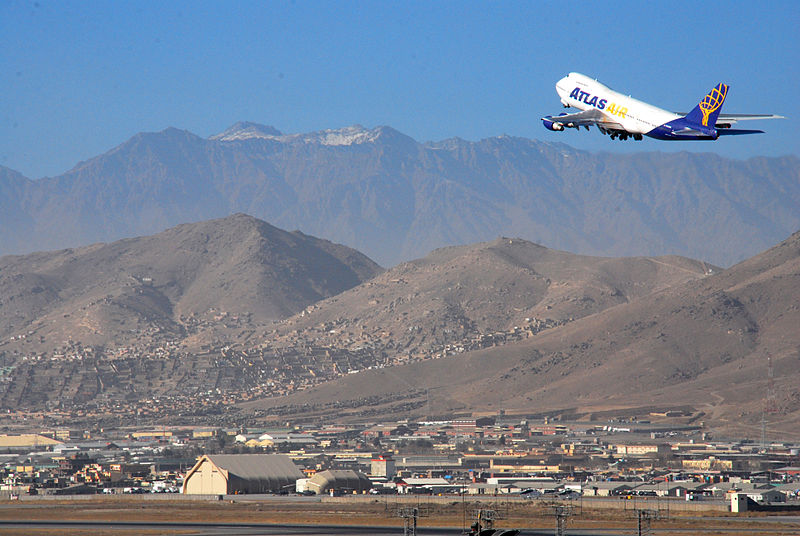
542 109 624 130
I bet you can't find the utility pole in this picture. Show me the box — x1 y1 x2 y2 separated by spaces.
761 353 778 452
426 388 431 419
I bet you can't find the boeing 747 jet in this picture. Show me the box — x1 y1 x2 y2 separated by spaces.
543 72 782 141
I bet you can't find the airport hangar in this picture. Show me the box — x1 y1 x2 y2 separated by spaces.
182 453 304 495
302 469 373 495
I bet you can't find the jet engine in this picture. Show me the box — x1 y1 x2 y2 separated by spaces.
542 117 564 131
542 113 568 131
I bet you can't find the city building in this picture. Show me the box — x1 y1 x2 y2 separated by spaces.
371 455 396 478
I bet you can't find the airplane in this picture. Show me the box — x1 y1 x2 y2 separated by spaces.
542 72 783 141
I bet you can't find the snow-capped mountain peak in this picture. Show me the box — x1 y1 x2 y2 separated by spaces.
306 125 381 146
209 122 283 141
210 123 394 146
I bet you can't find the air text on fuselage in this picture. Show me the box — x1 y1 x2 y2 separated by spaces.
568 87 627 118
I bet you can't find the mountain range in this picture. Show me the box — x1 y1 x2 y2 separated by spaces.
1 122 799 267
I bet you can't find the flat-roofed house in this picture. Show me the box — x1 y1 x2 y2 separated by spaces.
0 434 62 450
584 481 634 496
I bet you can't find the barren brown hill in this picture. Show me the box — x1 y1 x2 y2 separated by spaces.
246 231 800 438
266 238 714 362
0 213 382 357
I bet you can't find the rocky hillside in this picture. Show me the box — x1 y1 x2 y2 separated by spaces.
0 214 382 356
0 218 713 414
249 230 800 437
266 238 714 365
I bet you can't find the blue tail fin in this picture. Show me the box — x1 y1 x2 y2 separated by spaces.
685 83 729 127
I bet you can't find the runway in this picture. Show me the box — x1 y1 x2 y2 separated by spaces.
0 516 798 536
0 519 625 535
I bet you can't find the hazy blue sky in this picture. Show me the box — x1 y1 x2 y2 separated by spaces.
2 0 798 178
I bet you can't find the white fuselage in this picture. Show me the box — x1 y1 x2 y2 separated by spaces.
556 73 679 134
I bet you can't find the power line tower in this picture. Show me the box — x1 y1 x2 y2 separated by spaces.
635 509 658 536
397 506 429 536
550 504 574 536
398 507 419 536
469 508 499 533
761 353 778 451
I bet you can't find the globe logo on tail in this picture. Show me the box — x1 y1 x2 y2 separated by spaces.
699 83 728 126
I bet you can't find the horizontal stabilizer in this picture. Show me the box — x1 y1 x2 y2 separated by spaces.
717 129 764 136
673 113 784 128
718 114 785 120
674 113 785 121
